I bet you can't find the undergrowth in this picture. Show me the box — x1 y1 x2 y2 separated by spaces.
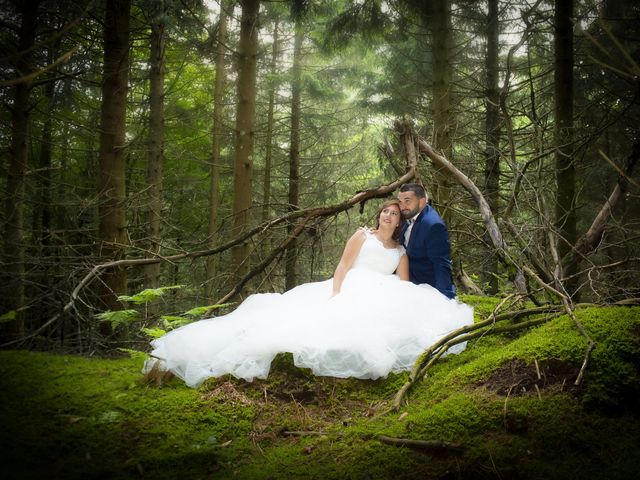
1 301 639 479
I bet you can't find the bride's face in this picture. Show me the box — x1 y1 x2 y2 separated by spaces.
379 205 401 229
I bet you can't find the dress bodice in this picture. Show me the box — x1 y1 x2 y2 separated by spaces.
351 229 405 275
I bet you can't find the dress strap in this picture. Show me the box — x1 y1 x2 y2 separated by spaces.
359 227 373 238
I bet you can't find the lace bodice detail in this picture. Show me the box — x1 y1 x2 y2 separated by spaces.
351 229 405 275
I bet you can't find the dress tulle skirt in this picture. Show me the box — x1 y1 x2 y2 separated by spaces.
145 268 474 387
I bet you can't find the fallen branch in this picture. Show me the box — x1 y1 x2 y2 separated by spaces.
378 435 463 452
5 170 416 348
521 265 596 386
564 139 640 274
411 131 506 257
392 313 560 410
281 430 332 437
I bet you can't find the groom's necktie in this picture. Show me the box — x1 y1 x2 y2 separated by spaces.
404 219 415 246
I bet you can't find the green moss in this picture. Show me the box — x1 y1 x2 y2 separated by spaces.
1 304 639 479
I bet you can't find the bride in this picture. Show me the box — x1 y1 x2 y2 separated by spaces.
143 199 474 387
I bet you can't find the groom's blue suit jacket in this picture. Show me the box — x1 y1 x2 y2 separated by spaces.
401 205 456 299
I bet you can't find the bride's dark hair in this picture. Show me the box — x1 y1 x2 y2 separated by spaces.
374 199 403 242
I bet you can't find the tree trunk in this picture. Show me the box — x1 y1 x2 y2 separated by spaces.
554 0 575 291
144 2 165 296
262 18 279 224
428 0 454 222
482 0 501 294
97 0 130 333
1 0 39 338
285 23 303 291
33 44 56 248
206 0 229 299
230 0 260 281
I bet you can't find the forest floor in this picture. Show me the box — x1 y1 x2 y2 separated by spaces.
1 296 639 480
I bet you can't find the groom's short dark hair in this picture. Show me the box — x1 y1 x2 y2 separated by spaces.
399 183 426 199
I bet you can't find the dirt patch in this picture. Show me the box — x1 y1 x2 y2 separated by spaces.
479 358 581 397
202 381 255 406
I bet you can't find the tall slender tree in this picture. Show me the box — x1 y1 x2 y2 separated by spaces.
261 17 279 224
144 0 166 293
230 0 260 280
554 0 575 291
32 38 58 248
284 15 303 290
426 0 454 223
1 0 40 338
205 0 229 299
97 0 130 330
482 0 501 294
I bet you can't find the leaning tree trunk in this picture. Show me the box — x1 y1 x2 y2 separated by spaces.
554 0 576 293
482 0 501 294
230 0 260 281
206 0 229 299
285 22 303 291
1 0 39 339
97 0 130 334
144 2 165 296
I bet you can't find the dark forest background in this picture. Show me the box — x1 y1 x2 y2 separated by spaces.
1 0 639 353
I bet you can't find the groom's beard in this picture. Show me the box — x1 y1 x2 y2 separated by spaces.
401 208 419 219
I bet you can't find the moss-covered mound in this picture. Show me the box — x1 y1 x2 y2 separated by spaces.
1 300 639 479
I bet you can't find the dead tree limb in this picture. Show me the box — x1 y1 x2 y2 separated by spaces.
564 140 640 274
409 132 506 257
392 304 561 409
4 171 417 348
392 122 616 404
521 265 595 386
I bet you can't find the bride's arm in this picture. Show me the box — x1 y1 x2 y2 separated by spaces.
396 254 409 281
331 229 366 296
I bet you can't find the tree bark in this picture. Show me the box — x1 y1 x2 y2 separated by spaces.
230 0 260 281
554 0 576 290
285 23 303 290
482 0 501 294
33 43 56 248
1 0 39 338
261 18 278 223
144 1 165 295
427 0 454 221
97 0 130 332
206 0 229 299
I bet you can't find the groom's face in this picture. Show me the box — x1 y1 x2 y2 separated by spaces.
398 191 425 219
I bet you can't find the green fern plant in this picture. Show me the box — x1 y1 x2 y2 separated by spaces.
138 303 237 340
0 310 16 323
96 285 186 332
95 309 141 330
184 303 235 318
140 327 168 339
117 285 185 305
97 283 237 338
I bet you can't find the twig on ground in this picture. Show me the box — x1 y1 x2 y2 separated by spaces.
378 435 463 452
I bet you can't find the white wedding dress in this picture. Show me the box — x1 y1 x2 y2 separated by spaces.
144 229 474 387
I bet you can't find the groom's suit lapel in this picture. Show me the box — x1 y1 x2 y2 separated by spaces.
405 207 428 249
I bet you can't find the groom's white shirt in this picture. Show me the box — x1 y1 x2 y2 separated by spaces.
404 213 419 246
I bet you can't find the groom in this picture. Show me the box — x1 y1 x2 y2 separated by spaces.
398 183 456 299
